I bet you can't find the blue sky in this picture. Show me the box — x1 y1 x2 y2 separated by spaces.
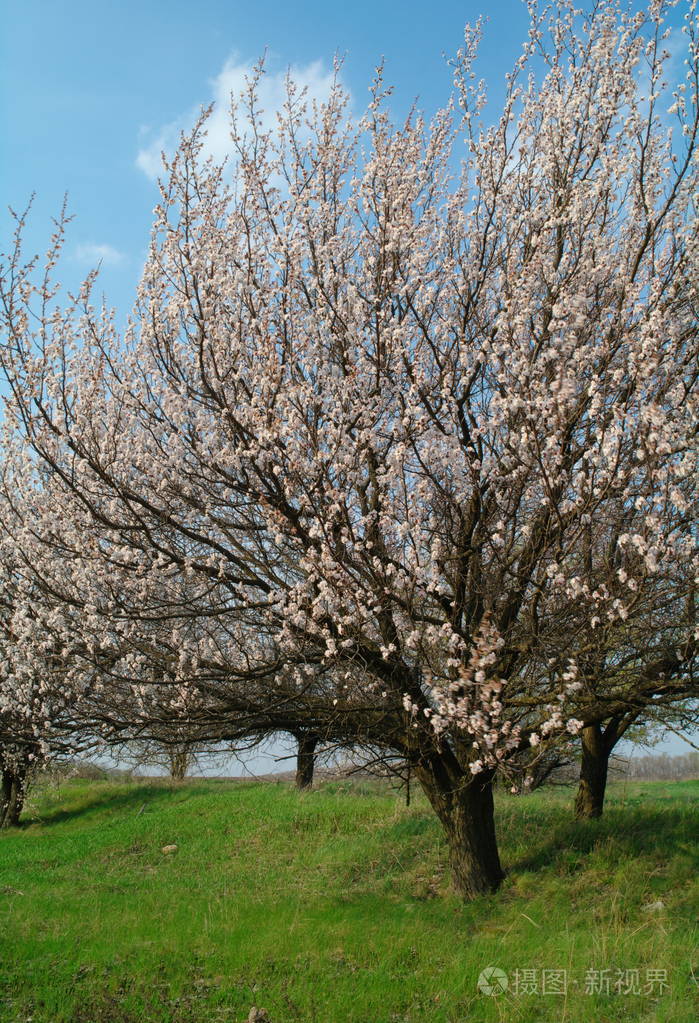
1 0 534 315
1 0 688 312
1 0 694 762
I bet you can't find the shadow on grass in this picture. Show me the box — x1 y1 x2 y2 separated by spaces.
511 805 699 875
24 784 189 829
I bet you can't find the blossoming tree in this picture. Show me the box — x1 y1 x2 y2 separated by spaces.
0 543 88 827
1 0 697 894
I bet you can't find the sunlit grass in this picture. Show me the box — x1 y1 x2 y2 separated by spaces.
1 777 697 1022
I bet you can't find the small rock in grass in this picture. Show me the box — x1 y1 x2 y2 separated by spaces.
247 1008 272 1023
161 844 178 855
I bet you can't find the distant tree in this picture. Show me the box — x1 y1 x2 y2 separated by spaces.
573 688 697 817
624 749 699 779
116 737 199 780
505 744 575 794
1 0 697 895
0 556 87 827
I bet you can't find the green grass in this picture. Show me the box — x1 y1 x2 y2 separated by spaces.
0 777 697 1023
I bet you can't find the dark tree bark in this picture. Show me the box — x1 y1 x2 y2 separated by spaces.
0 760 27 829
294 732 318 790
574 715 634 819
574 724 609 818
415 757 505 898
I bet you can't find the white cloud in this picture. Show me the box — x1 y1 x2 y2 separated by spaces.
74 243 125 266
136 55 341 181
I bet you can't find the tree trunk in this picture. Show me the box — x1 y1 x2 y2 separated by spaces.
294 733 318 790
415 759 504 899
168 748 190 781
574 723 610 819
0 764 26 829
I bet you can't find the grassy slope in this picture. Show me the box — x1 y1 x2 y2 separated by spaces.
0 778 697 1023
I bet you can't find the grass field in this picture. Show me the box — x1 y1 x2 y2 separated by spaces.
0 776 697 1023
